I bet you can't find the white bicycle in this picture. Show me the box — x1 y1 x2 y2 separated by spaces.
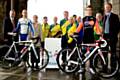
1 32 49 70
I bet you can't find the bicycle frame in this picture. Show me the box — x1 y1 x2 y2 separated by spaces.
4 40 38 61
67 43 107 66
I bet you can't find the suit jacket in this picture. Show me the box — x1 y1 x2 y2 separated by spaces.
103 13 120 42
3 16 18 42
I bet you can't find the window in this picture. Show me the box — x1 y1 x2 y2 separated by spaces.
27 0 83 24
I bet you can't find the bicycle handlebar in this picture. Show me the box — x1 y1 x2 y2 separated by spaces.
80 38 107 48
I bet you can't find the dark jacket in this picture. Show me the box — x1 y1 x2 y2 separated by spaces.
103 13 120 42
3 16 18 42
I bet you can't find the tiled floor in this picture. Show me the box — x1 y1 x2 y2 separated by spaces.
0 67 119 80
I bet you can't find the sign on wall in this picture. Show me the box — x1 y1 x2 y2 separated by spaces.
45 38 61 68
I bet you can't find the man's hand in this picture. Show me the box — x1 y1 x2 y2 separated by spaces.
8 32 16 36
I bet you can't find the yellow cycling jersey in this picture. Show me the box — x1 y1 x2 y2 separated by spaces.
50 24 61 37
41 24 50 42
61 21 70 35
67 23 77 43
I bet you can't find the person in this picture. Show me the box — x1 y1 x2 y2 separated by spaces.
77 16 82 24
73 14 79 27
66 17 77 48
61 17 77 69
50 16 61 38
14 9 34 41
60 11 69 49
41 16 50 48
3 9 18 45
76 16 83 43
76 5 102 72
103 2 120 56
31 15 41 69
94 12 103 40
60 11 69 27
14 9 35 70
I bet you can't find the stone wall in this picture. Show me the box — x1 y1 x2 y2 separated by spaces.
0 1 6 41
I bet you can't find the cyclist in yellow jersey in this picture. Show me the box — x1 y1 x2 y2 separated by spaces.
50 17 61 38
60 11 69 27
66 17 77 48
61 17 77 67
60 11 69 49
41 16 50 48
61 17 77 48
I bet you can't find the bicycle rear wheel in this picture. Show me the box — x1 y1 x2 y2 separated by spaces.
0 45 9 64
56 49 79 74
93 52 119 78
2 49 21 69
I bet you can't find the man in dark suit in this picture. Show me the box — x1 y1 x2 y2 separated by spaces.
103 3 120 55
3 9 18 45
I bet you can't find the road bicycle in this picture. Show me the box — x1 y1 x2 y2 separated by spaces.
1 32 49 70
56 33 119 78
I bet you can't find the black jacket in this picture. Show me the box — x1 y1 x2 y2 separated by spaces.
3 16 18 42
103 13 120 42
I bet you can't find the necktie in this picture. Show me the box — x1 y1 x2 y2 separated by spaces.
105 15 110 34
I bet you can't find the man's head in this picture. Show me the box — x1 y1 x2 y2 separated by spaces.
77 16 81 23
22 9 27 18
85 5 93 16
73 14 77 22
53 16 58 24
63 11 69 19
33 15 38 22
69 17 74 24
104 2 112 13
43 16 48 24
96 13 103 21
9 9 16 18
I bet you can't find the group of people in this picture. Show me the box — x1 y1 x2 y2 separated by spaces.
3 2 120 70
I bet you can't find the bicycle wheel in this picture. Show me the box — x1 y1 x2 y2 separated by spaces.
92 52 119 78
38 48 49 70
2 49 21 69
56 49 79 74
27 48 49 70
0 45 9 64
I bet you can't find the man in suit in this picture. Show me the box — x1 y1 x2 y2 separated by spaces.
103 3 120 55
3 9 18 45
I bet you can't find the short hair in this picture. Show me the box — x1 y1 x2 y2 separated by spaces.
64 11 68 14
33 15 38 18
86 5 93 10
105 2 112 8
43 16 47 19
10 9 15 12
73 14 77 18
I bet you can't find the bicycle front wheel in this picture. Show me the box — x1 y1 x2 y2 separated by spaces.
27 48 49 70
56 49 79 74
38 48 49 70
92 53 119 78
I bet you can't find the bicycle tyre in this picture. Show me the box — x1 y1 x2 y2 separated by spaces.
56 49 79 74
27 48 49 70
2 49 21 69
0 45 9 64
92 52 119 78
